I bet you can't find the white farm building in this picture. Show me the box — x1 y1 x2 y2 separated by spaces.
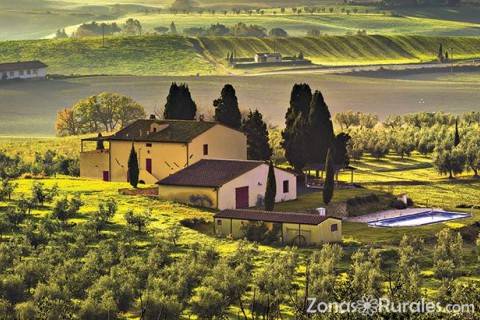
157 159 297 210
0 61 48 80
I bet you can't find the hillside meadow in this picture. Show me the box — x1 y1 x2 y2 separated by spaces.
1 135 478 306
2 35 480 77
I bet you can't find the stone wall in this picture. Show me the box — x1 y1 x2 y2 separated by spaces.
118 187 158 196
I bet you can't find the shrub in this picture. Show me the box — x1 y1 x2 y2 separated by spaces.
124 210 151 233
391 199 407 210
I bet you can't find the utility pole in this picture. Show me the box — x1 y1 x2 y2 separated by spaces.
102 24 105 47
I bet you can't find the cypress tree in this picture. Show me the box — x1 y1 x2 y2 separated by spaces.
128 143 139 188
285 83 312 128
96 133 105 150
164 83 197 120
307 90 334 164
281 83 312 171
283 115 308 171
242 109 272 161
323 148 335 205
454 120 461 147
264 161 276 211
438 43 444 61
213 84 242 129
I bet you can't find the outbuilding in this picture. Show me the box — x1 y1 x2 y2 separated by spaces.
157 159 297 210
0 61 48 80
214 209 342 245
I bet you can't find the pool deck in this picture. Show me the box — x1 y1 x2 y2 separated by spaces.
346 208 441 223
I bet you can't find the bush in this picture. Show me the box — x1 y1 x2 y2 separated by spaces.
391 199 407 210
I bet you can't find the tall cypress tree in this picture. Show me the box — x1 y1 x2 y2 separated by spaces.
454 120 461 147
213 84 242 129
164 83 197 120
96 133 105 150
264 161 276 211
284 83 312 129
307 90 334 164
282 83 312 171
242 109 272 161
323 148 335 205
128 143 139 188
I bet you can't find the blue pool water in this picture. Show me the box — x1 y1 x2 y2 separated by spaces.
368 211 471 228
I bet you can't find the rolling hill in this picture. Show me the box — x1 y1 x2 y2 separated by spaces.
1 35 480 76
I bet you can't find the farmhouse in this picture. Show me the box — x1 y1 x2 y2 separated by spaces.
214 209 342 245
157 159 297 210
254 52 282 63
0 61 48 80
80 117 247 184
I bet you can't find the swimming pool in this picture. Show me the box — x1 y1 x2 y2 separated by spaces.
368 210 471 227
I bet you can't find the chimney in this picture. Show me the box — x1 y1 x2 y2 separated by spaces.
149 114 156 120
316 207 326 216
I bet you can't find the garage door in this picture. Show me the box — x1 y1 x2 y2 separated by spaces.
235 186 249 209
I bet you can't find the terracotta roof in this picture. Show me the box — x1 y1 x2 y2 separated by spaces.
215 209 341 225
0 61 47 72
106 119 218 143
157 159 264 187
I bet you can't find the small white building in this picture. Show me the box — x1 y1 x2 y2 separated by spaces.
157 159 297 210
254 53 282 63
0 61 48 80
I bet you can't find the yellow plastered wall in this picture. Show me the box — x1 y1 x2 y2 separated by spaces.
215 218 342 245
110 141 187 183
188 125 247 164
80 150 109 180
158 185 218 209
283 219 342 244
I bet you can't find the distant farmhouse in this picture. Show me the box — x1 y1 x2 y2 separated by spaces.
0 61 47 80
254 52 282 63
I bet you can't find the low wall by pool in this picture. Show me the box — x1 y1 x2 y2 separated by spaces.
368 210 471 228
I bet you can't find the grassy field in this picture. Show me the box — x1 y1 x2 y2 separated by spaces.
2 35 480 77
109 10 480 37
199 34 480 65
0 36 215 76
1 70 480 135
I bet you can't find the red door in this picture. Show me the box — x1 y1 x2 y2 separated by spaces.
235 186 249 209
146 158 152 174
102 171 109 181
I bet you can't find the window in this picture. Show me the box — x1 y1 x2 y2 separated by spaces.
203 144 209 155
217 219 222 225
146 143 152 147
27 70 31 75
331 224 338 232
9 71 14 76
19 70 24 75
283 180 289 193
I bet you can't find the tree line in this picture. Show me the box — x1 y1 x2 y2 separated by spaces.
335 110 480 178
